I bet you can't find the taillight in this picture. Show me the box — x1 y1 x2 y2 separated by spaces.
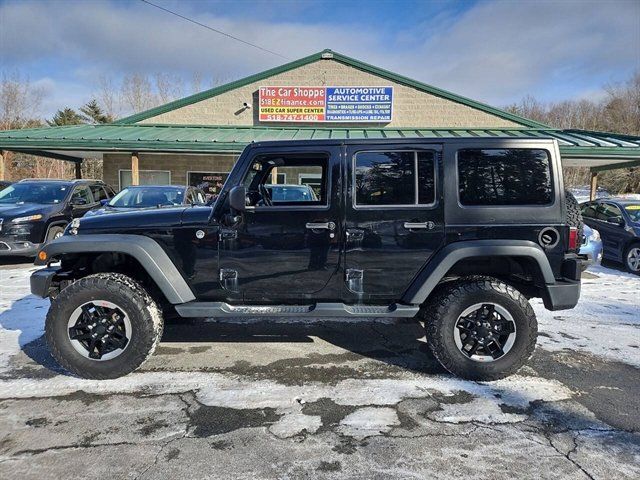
568 227 579 251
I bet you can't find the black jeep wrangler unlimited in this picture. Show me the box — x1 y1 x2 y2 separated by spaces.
31 138 583 380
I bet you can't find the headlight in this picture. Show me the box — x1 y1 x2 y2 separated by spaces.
588 229 600 242
11 214 43 223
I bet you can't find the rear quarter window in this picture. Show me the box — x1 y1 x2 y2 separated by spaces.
457 148 553 206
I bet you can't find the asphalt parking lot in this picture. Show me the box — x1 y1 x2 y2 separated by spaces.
0 259 639 479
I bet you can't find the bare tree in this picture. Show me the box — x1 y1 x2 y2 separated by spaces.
0 72 44 130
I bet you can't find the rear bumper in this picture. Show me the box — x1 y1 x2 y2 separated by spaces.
543 279 581 310
542 256 582 311
30 266 60 298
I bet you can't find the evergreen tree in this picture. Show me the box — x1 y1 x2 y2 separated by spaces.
47 107 84 126
80 99 113 124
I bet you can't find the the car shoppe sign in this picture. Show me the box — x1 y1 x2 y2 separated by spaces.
258 86 393 122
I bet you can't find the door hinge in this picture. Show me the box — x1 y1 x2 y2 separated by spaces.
346 268 364 294
219 268 239 292
219 229 238 241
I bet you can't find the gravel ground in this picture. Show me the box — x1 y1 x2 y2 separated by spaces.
0 259 639 479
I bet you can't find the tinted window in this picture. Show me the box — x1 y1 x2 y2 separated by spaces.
457 149 553 206
355 151 435 206
71 185 94 204
581 203 599 219
596 203 623 221
90 185 108 201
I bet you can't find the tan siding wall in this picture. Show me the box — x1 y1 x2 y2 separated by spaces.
103 153 238 190
139 60 523 128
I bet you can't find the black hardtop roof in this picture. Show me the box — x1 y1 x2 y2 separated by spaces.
248 136 558 149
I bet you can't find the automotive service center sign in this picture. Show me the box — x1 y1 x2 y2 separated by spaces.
258 86 393 122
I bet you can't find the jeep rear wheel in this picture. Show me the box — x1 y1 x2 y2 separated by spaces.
46 273 163 379
423 277 537 381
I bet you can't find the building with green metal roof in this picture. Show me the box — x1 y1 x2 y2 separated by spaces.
0 49 638 197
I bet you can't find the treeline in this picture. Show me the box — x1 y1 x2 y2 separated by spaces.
1 70 639 193
504 72 640 193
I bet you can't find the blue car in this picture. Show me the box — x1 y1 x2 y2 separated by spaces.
581 198 640 274
578 224 602 269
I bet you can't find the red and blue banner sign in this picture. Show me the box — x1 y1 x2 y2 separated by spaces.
258 86 393 122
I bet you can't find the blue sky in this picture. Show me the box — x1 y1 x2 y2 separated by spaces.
0 0 638 119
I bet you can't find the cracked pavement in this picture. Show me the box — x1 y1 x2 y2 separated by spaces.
0 260 639 479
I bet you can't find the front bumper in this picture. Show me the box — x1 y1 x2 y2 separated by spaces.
0 237 40 257
30 266 60 298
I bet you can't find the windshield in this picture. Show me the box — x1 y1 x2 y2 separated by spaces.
0 182 69 204
108 187 185 208
625 204 640 223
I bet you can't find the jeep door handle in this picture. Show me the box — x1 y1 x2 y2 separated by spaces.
403 222 434 230
306 221 336 230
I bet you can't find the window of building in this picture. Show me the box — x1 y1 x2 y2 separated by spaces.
119 170 171 190
457 149 553 206
354 150 435 206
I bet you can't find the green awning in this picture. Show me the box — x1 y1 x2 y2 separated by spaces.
1 124 639 167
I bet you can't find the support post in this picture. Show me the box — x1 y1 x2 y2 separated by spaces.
75 161 82 179
589 170 598 201
131 152 140 186
271 167 278 184
0 150 5 181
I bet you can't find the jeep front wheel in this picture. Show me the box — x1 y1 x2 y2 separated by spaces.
45 273 164 379
423 277 537 381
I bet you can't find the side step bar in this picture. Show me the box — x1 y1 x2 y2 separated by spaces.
175 302 420 318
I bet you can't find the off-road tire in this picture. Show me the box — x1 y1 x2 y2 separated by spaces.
45 225 65 243
423 276 537 381
46 273 163 379
565 190 583 253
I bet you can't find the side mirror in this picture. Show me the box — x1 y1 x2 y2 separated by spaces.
100 199 109 206
71 197 87 206
229 186 246 212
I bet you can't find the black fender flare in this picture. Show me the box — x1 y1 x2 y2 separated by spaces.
35 234 196 304
402 240 556 305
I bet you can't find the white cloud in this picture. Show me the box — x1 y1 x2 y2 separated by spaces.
0 0 638 117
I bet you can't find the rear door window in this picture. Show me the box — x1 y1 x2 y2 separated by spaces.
457 149 553 206
354 150 436 207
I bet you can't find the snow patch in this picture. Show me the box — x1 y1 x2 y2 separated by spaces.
337 407 400 439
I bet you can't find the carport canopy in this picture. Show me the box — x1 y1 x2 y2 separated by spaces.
1 124 639 199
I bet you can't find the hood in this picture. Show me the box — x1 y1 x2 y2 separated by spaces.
0 203 58 220
84 205 167 217
76 205 214 233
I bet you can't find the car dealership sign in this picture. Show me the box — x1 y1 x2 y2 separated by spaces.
258 86 393 122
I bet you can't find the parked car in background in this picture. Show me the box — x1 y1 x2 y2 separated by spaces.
85 185 206 216
0 179 115 257
578 224 602 270
265 184 318 203
581 199 640 274
0 181 12 192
